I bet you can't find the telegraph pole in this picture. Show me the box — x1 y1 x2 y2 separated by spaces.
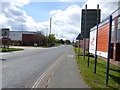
50 18 52 34
21 24 23 46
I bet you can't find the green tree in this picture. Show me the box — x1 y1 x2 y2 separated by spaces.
65 40 71 45
59 39 64 44
47 34 56 46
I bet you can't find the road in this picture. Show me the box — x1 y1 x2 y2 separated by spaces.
2 45 71 88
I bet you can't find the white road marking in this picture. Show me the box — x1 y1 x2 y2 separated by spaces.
67 54 73 57
31 49 70 88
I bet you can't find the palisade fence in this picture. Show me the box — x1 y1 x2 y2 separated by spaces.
88 7 120 86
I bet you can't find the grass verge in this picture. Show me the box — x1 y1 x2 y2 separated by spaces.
74 47 120 89
0 48 24 52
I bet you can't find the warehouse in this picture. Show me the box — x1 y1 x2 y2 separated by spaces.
0 28 46 46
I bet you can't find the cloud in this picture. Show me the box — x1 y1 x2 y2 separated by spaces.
1 1 81 41
49 5 81 40
0 0 42 31
2 0 30 7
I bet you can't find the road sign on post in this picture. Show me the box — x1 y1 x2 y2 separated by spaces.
1 28 10 48
2 28 9 38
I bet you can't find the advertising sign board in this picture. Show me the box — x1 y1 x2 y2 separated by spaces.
89 26 97 54
1 28 9 38
97 19 110 58
89 19 110 58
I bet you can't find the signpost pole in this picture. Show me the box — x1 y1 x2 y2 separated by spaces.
106 15 112 86
78 40 80 59
83 4 87 60
87 31 90 67
94 4 99 73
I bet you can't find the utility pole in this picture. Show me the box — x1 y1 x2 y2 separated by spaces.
46 28 48 36
21 24 23 46
50 18 52 34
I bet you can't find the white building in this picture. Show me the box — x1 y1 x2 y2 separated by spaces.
9 31 35 41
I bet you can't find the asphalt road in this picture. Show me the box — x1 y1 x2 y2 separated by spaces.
2 45 71 88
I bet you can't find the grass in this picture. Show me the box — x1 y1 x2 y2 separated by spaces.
74 46 86 53
74 47 120 89
0 48 24 52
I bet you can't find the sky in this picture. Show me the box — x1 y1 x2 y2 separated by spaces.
0 0 119 41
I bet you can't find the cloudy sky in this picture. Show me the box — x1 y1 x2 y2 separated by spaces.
0 0 119 41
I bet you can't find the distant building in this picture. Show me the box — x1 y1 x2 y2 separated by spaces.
0 29 47 46
9 31 36 46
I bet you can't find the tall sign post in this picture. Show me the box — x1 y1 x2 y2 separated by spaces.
78 40 80 58
94 4 99 73
106 15 112 86
83 4 87 60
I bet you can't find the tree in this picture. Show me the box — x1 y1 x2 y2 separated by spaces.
55 39 60 43
47 34 56 46
59 39 64 44
65 40 71 45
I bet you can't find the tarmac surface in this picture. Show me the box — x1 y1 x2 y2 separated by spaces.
1 45 88 88
34 46 88 88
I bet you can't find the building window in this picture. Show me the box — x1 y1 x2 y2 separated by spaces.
111 20 115 42
117 16 120 42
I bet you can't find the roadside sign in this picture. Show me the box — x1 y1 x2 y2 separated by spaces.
88 15 112 86
89 18 110 58
1 28 9 38
89 26 97 54
97 18 110 58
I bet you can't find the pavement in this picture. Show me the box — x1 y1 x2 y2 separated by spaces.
35 46 88 88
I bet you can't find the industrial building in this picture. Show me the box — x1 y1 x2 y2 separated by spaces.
111 14 120 61
0 28 47 46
